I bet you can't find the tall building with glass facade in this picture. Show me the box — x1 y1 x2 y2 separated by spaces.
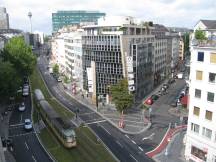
52 10 105 33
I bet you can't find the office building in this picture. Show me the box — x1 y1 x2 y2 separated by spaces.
185 21 216 162
52 10 105 33
0 7 9 29
82 16 155 104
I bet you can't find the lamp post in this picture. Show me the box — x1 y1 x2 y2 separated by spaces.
28 12 32 33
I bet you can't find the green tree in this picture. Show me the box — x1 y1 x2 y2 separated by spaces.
110 79 134 113
183 33 190 55
53 63 59 76
0 60 21 101
195 29 207 41
2 36 36 76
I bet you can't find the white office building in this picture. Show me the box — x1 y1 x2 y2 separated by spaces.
0 7 9 29
185 24 216 161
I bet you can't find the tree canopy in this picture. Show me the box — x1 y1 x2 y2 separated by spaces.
53 63 59 76
110 79 134 113
2 36 36 76
0 60 21 101
195 29 207 41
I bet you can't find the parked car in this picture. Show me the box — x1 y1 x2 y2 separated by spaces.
144 97 153 105
168 79 175 84
163 83 169 89
24 119 32 131
18 102 26 112
57 77 62 82
22 88 29 96
151 94 159 101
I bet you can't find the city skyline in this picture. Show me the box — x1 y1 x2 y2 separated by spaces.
2 0 216 34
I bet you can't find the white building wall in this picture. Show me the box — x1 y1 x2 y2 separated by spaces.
171 37 180 68
185 46 216 162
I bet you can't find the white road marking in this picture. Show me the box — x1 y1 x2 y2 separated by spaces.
142 133 155 141
32 155 37 162
10 123 24 127
25 142 29 150
116 141 123 148
130 154 138 162
100 125 111 135
125 134 130 139
9 132 35 138
20 114 23 123
131 140 136 144
138 146 143 151
86 120 106 125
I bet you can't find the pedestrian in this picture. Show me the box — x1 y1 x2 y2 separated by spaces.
82 93 84 98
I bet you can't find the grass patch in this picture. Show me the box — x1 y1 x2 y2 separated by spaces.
39 126 116 162
30 68 74 119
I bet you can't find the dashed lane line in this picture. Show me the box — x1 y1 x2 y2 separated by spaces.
25 142 29 150
32 155 37 162
116 141 123 148
99 125 111 135
138 146 143 151
125 134 130 139
130 154 138 162
86 120 106 125
131 140 136 144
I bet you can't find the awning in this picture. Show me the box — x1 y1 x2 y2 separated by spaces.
181 95 188 105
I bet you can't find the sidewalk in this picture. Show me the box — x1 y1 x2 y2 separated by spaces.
0 105 16 162
59 79 169 135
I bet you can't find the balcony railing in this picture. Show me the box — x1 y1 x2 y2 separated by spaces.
192 39 216 47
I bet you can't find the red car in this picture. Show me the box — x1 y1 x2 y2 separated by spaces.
144 98 153 105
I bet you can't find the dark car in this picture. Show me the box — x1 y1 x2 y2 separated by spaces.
151 94 159 101
168 79 175 84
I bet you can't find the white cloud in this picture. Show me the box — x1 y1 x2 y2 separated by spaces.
2 0 216 34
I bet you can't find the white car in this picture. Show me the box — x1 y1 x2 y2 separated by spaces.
18 102 25 112
24 119 32 131
22 88 29 96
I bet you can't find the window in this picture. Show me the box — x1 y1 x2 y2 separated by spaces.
205 110 212 121
197 52 204 61
207 92 214 102
196 71 203 80
209 73 216 83
195 89 201 98
210 53 216 63
191 146 207 161
191 123 200 133
202 127 212 139
193 107 200 116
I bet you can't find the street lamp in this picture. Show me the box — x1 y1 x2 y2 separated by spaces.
28 11 32 33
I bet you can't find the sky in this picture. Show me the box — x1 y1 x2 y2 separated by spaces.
2 0 216 34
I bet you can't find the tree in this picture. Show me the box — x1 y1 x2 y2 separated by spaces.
110 79 134 113
2 36 36 76
183 33 190 55
0 60 21 101
195 29 207 41
53 63 59 76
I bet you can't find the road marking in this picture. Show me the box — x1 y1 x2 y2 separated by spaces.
116 141 123 148
86 120 106 125
32 155 37 162
125 134 130 139
131 140 136 144
20 114 23 123
10 123 24 127
138 146 143 151
25 142 29 150
8 132 35 138
99 125 111 135
142 133 155 141
130 154 138 162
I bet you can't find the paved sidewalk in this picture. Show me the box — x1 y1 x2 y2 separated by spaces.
0 105 16 162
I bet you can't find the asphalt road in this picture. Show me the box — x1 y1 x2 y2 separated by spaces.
9 90 52 162
38 55 154 162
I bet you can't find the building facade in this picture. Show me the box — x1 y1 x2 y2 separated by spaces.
52 10 105 33
179 37 184 60
185 42 216 162
64 29 83 91
82 16 154 104
0 7 9 29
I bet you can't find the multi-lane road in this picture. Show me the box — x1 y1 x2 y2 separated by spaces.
9 88 52 162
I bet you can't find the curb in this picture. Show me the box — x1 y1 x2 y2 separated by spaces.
30 78 57 162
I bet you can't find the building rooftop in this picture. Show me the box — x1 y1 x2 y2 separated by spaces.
200 20 216 29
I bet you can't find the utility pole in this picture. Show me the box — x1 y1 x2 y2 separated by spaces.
28 11 32 33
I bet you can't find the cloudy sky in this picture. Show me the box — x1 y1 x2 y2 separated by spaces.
2 0 216 34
